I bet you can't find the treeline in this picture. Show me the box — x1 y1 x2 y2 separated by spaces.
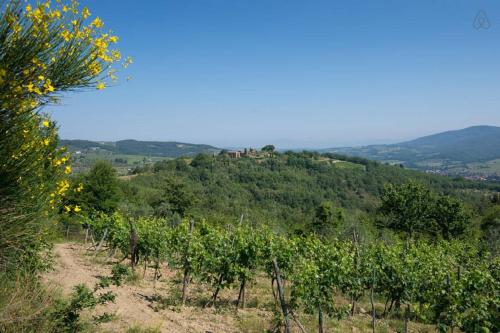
82 213 499 333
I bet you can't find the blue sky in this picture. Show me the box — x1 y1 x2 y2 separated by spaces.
49 0 500 149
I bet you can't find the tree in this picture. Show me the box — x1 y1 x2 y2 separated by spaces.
77 161 122 215
432 196 471 240
379 182 435 238
151 178 195 218
261 145 276 153
480 205 500 256
379 182 472 240
311 201 344 237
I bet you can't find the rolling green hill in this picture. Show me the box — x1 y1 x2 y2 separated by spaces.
122 151 500 232
60 139 220 157
60 139 221 174
323 126 500 180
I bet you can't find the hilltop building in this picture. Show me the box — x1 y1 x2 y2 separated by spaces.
226 148 259 158
227 151 241 158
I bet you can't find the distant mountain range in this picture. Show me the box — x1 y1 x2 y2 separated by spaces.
322 126 500 180
60 139 220 158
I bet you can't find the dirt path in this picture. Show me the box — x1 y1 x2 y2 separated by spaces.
43 243 417 333
44 243 244 333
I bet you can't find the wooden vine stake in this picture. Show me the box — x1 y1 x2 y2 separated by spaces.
370 268 376 333
272 258 290 333
181 219 195 305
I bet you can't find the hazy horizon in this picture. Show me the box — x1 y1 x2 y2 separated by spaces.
58 124 499 150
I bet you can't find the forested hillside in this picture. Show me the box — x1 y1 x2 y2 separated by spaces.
61 139 220 157
120 151 499 233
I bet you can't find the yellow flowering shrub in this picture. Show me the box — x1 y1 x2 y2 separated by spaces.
0 0 128 273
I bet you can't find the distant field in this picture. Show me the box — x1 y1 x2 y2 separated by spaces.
464 159 500 175
70 151 171 175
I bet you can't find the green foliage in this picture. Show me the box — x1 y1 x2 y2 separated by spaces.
480 205 500 256
433 195 471 240
379 182 435 237
60 139 219 158
49 263 130 333
311 201 345 237
290 238 351 326
75 161 122 215
0 0 125 277
124 151 496 236
79 209 499 333
50 284 106 332
0 0 129 329
379 182 472 239
261 144 276 152
150 177 195 217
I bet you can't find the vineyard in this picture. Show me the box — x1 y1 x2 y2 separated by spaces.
1 1 499 332
76 213 499 333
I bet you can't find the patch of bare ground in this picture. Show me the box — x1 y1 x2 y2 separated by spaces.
44 242 436 333
44 243 263 332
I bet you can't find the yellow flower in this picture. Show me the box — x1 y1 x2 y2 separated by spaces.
26 4 32 12
13 24 22 34
82 7 90 19
51 10 61 19
109 35 118 43
44 79 55 93
88 62 101 75
64 205 71 213
91 17 103 28
43 138 50 146
62 5 69 12
111 49 121 61
43 119 50 127
74 206 81 213
96 82 105 90
64 165 71 174
61 30 71 41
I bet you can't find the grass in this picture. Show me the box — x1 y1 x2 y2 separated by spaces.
0 273 59 332
126 324 161 333
70 151 171 175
